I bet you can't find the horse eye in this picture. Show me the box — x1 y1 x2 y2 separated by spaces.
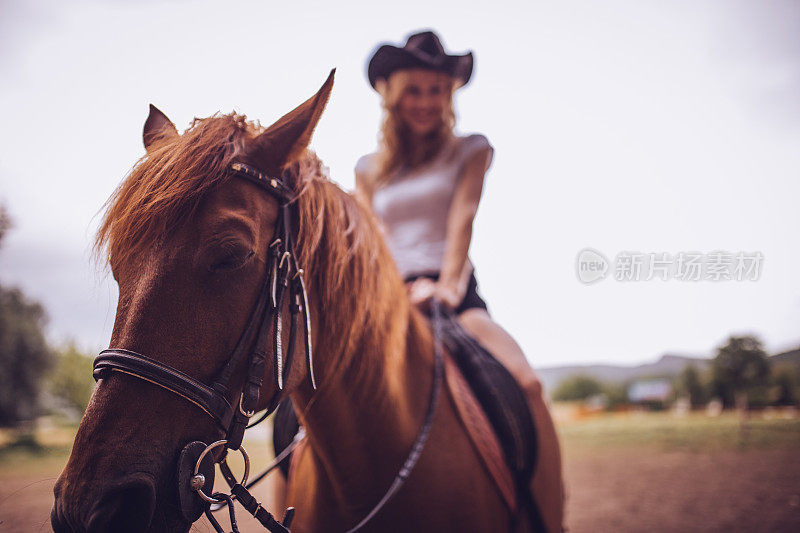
210 246 254 273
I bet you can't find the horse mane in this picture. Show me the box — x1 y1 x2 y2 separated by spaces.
288 154 409 389
95 113 259 270
96 111 408 393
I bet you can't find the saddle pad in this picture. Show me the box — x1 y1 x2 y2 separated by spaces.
438 314 537 480
438 313 547 532
444 351 516 512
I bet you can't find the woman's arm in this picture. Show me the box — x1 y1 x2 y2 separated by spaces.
355 172 374 208
437 140 494 308
354 155 376 207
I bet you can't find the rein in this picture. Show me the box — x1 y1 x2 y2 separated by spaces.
343 299 445 533
91 161 445 533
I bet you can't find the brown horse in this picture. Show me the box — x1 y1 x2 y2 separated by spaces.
52 73 529 532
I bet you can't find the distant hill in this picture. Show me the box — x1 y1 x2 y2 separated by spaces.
536 354 710 392
771 347 800 369
537 345 800 393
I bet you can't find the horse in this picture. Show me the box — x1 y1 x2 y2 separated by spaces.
52 72 534 532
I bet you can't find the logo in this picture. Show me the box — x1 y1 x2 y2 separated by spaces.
575 249 763 284
576 248 609 284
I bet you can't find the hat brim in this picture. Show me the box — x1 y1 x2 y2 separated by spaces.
368 44 473 90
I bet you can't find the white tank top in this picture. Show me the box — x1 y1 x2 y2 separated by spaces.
356 134 493 279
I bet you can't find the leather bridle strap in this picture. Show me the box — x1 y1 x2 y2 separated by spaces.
343 299 446 533
92 161 314 444
91 160 319 533
93 349 235 431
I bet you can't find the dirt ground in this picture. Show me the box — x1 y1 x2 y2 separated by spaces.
2 417 799 532
2 448 799 532
563 447 800 532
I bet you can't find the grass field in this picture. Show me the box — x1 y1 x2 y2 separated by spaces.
555 405 800 452
1 408 798 532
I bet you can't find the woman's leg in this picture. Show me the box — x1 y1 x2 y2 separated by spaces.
458 308 564 533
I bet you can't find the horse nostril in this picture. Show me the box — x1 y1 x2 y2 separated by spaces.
51 502 73 533
86 475 156 533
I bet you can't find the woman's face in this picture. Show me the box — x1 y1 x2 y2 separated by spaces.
392 69 452 137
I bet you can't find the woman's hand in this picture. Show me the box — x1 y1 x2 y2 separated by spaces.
406 278 461 312
433 283 461 311
407 278 436 309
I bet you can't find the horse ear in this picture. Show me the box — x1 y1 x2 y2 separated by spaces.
143 104 178 151
249 69 335 172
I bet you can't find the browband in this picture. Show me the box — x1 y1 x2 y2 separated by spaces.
230 162 293 202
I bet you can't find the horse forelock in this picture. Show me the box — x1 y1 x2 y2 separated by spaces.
97 113 406 393
95 113 261 271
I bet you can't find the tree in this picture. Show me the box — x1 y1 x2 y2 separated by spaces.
711 335 770 411
603 382 629 411
0 204 11 245
552 375 604 401
0 287 53 425
773 367 799 406
0 205 54 426
48 342 95 415
674 364 707 408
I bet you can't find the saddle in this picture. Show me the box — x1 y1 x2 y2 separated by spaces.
273 312 545 532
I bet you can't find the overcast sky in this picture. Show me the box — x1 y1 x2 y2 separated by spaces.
1 0 798 368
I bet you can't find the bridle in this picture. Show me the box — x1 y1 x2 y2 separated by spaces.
93 161 313 532
91 160 445 533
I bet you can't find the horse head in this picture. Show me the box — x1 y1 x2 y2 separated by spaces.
52 71 335 533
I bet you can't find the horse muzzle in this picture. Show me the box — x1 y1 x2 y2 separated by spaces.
52 472 157 533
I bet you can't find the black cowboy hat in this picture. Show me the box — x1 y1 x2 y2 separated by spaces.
367 30 474 90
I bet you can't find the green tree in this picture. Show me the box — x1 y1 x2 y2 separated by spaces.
0 205 54 426
603 382 629 410
674 364 707 408
0 287 53 425
49 342 95 415
0 204 11 244
773 367 799 406
712 335 770 410
552 375 604 401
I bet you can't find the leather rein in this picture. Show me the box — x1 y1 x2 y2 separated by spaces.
91 161 445 533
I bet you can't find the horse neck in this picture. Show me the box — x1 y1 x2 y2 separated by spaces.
295 310 435 511
292 270 436 511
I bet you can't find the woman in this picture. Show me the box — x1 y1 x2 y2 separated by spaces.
355 31 565 532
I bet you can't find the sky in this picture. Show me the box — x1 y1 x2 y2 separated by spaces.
1 0 798 368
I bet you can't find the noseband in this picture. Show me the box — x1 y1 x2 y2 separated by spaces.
93 161 313 532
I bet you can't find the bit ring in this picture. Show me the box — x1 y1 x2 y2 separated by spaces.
192 440 250 503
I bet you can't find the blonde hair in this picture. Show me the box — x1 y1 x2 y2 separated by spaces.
373 70 456 186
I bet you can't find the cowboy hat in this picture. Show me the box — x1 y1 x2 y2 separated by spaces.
367 30 474 90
